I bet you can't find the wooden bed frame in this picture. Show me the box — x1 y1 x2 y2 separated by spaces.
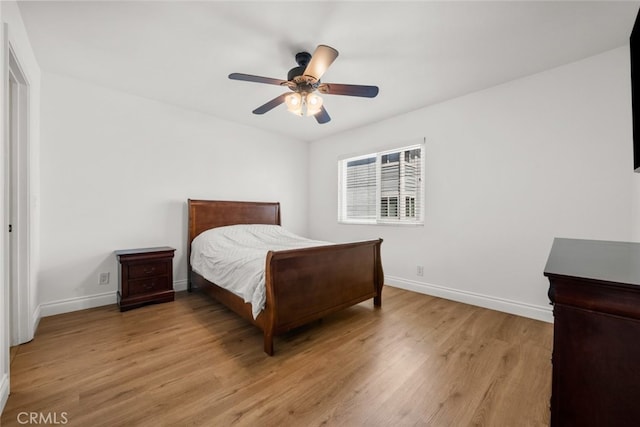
187 199 384 355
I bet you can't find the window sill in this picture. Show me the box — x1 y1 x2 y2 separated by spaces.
338 220 424 227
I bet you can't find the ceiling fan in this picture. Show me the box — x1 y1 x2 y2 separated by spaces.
228 44 379 124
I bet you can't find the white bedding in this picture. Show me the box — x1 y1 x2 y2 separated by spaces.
190 224 330 319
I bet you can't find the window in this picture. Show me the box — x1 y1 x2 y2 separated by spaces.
338 143 424 224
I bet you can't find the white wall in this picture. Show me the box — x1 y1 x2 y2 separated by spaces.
0 0 41 413
38 72 308 315
309 47 634 322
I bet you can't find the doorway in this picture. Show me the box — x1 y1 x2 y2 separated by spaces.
5 35 32 346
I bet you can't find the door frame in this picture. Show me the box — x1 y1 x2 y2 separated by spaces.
3 24 33 346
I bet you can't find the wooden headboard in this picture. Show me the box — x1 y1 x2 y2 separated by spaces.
187 199 281 246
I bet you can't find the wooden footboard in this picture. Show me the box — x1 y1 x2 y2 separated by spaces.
262 239 384 354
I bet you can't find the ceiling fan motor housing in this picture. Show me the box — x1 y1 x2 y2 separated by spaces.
287 66 305 81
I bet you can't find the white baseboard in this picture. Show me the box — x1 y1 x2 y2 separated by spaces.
386 276 553 323
39 291 118 318
38 279 190 318
0 372 9 416
173 279 188 292
34 278 552 323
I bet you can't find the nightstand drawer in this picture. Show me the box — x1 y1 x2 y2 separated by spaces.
128 261 168 279
128 276 170 296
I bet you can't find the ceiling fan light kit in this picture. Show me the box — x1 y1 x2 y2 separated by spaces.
285 92 323 116
229 44 379 124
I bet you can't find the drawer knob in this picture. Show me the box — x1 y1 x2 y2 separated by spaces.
144 267 156 274
144 281 155 290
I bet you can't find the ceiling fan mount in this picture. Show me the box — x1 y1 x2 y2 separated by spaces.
229 44 379 124
295 51 312 67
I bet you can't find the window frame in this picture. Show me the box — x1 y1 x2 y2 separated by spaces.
338 142 425 226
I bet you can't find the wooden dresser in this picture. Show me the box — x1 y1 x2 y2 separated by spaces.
115 246 175 312
544 238 640 427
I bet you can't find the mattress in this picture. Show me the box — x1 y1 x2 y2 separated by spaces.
190 224 330 318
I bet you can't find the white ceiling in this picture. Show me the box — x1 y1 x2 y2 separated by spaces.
17 1 640 142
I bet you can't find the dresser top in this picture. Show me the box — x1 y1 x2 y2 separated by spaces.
544 238 640 286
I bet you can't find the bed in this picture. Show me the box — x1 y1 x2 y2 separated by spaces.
187 199 384 355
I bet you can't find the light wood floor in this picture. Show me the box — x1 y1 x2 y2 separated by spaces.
1 286 552 426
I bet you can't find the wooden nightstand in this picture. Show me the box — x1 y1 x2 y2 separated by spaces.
115 246 175 312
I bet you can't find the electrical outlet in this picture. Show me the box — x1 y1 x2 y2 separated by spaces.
416 265 424 277
99 272 110 285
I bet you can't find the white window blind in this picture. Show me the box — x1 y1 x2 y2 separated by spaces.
338 142 425 225
344 155 376 220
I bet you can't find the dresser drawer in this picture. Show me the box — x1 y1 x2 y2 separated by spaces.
128 276 170 296
128 261 168 279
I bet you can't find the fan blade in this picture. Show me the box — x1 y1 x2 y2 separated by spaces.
303 45 339 82
314 106 331 124
318 83 379 98
229 73 288 86
252 93 289 115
